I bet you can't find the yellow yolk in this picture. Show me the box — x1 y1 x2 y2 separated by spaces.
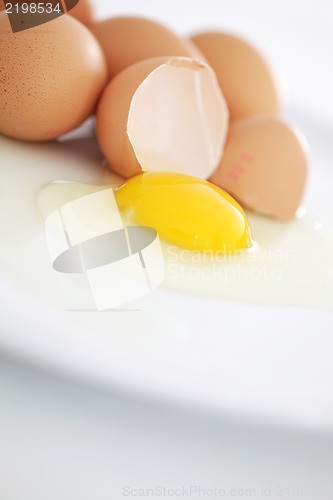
115 172 252 253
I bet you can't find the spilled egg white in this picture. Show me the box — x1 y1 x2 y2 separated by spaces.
0 131 332 313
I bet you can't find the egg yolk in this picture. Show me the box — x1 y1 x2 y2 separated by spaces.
115 172 252 253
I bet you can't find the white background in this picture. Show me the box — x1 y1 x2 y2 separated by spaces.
1 1 333 499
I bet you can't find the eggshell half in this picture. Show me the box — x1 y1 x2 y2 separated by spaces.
0 12 107 141
96 57 229 179
91 16 204 80
209 117 308 219
190 32 282 123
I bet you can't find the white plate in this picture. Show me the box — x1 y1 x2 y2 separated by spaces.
1 103 333 432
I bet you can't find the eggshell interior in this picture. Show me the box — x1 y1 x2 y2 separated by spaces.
209 116 308 219
97 57 229 180
127 58 228 178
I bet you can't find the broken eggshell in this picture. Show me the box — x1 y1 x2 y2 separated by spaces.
96 56 229 179
209 116 308 220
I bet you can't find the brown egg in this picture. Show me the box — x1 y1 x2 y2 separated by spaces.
190 32 282 123
0 12 107 141
96 57 229 179
91 16 204 80
209 117 308 219
183 39 207 63
67 0 94 27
